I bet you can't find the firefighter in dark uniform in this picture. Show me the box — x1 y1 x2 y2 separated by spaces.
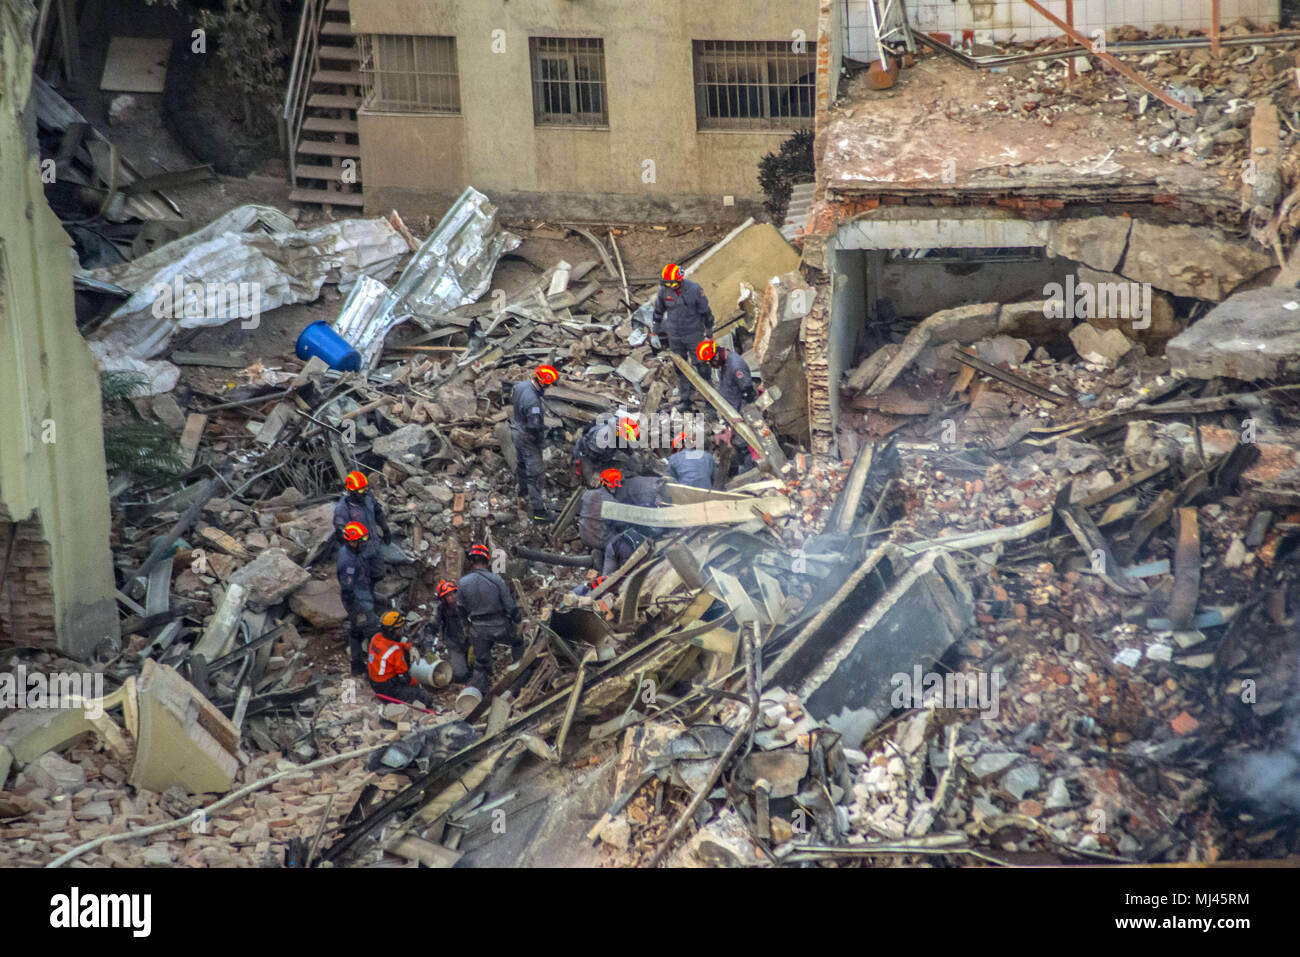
579 469 622 569
511 364 559 521
573 414 639 486
650 263 714 407
367 611 434 707
427 579 472 683
667 431 716 489
457 544 522 691
698 339 758 473
333 471 391 544
603 527 646 577
338 521 386 675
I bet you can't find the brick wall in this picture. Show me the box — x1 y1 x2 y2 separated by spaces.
0 516 57 649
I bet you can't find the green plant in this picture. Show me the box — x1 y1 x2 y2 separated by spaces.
197 0 287 130
757 127 816 224
100 371 184 485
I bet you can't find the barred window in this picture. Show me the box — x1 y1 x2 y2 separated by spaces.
530 37 608 127
693 40 816 131
359 35 460 113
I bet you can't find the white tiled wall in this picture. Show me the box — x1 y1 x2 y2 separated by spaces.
844 0 1280 62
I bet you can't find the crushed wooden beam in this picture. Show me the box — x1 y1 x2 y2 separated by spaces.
1168 507 1201 630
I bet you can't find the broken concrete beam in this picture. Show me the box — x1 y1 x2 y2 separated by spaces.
129 659 240 795
0 689 130 766
788 550 973 746
1169 507 1201 631
1166 288 1300 381
996 300 1072 343
373 424 431 464
227 548 310 612
756 272 812 442
289 578 348 626
667 352 785 473
866 302 998 395
1247 97 1283 214
600 496 792 528
192 582 248 661
1121 222 1272 301
1045 217 1132 273
844 343 899 392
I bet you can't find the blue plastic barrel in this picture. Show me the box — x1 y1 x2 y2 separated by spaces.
295 320 361 372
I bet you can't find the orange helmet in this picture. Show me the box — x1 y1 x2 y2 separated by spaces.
342 521 368 542
593 576 606 588
467 544 492 562
618 416 640 443
344 470 368 492
600 468 623 492
696 340 718 363
533 365 559 388
661 263 683 284
436 580 457 599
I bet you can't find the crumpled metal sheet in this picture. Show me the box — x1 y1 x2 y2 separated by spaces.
332 275 402 370
86 207 409 362
331 186 521 369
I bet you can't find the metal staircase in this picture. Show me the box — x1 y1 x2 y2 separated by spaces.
282 0 364 209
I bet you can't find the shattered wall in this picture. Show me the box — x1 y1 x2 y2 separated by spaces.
0 0 119 656
350 0 820 222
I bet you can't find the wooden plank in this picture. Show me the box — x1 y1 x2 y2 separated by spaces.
1169 507 1201 630
601 496 792 528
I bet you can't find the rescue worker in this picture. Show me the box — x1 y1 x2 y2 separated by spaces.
426 579 470 682
667 431 716 490
616 473 665 509
511 365 559 522
697 339 756 411
338 522 386 676
698 339 758 473
650 264 714 407
367 611 434 707
457 544 523 691
333 471 391 545
578 468 622 568
573 414 639 486
603 528 646 577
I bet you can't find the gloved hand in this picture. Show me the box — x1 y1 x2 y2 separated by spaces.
649 332 662 352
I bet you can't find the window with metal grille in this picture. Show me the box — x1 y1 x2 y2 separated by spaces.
529 37 608 127
359 35 460 113
693 40 816 131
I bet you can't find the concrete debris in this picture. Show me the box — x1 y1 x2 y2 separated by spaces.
226 548 311 612
1167 288 1300 381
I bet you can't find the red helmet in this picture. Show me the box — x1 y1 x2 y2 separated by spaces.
618 416 640 443
467 544 492 562
344 470 368 492
696 340 718 363
436 579 458 599
672 431 693 451
600 468 623 492
533 365 559 388
342 522 368 542
661 263 683 284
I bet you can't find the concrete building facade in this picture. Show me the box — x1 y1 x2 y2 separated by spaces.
349 0 820 221
1 0 119 656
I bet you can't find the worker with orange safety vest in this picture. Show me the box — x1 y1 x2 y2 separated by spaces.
650 263 714 406
511 365 559 521
366 611 434 707
338 521 386 675
333 471 391 544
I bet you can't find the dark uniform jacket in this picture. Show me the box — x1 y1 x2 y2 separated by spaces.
668 448 715 489
457 568 518 628
333 491 390 541
652 279 713 345
337 541 385 613
579 488 618 549
511 381 547 436
717 350 755 410
616 475 664 509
